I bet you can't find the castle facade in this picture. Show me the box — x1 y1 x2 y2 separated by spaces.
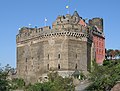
16 11 105 83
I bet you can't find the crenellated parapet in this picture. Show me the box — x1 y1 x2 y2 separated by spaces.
17 11 91 43
17 11 100 45
17 29 91 46
16 26 51 42
52 11 83 30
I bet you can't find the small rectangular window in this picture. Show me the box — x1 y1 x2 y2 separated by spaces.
76 54 77 59
48 54 49 60
58 54 60 59
75 64 77 69
58 64 60 69
47 64 49 70
26 58 27 62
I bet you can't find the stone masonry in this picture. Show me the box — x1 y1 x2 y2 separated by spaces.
16 11 105 83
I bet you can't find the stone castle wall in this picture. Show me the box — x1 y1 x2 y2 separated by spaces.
16 11 104 83
17 30 91 83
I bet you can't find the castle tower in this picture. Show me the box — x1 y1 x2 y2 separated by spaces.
89 18 103 32
89 18 105 64
16 11 104 83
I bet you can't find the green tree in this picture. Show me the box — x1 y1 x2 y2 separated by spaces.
106 49 120 60
47 71 75 91
86 60 120 91
11 78 25 90
26 71 75 91
0 64 11 91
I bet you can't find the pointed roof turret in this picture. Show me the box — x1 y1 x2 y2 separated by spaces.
73 11 80 18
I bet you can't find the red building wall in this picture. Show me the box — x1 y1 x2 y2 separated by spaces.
78 17 105 64
93 35 105 64
78 19 87 27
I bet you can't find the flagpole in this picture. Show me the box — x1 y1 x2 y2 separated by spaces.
66 0 70 14
68 6 70 14
66 5 69 14
68 0 70 14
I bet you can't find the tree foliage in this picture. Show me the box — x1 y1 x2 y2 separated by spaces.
86 59 120 91
11 78 25 90
106 49 120 60
26 71 75 91
0 64 12 91
0 64 75 91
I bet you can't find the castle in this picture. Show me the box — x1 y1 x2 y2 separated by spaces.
16 11 105 83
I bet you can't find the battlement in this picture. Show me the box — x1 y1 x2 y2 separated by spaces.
16 11 104 43
19 26 51 34
17 26 51 40
16 28 91 44
17 11 89 43
52 11 83 30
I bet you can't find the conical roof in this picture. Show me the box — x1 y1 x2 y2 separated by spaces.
73 11 80 18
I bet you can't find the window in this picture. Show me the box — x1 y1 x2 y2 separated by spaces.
26 58 27 62
38 67 39 69
48 54 49 60
75 64 77 69
102 50 103 54
96 48 98 54
58 54 60 59
102 43 103 47
31 65 33 67
47 64 49 70
97 41 98 47
76 54 77 59
99 42 101 47
38 56 40 59
99 49 101 54
58 64 60 69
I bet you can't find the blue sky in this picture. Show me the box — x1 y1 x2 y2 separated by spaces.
0 0 120 67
